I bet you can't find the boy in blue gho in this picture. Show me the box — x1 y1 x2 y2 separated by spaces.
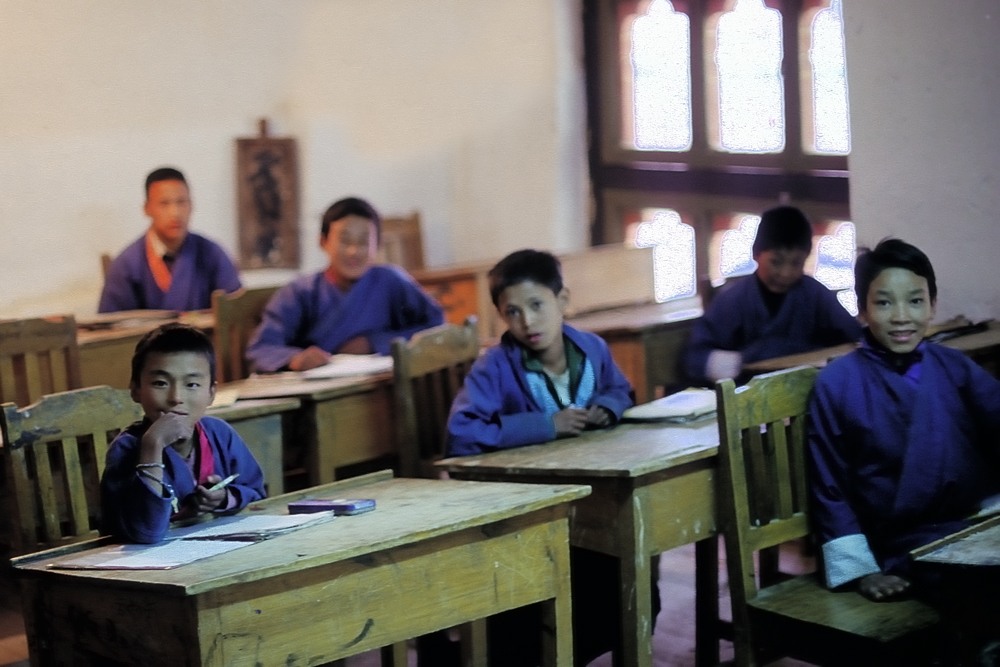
447 249 633 455
101 323 266 544
809 239 1000 602
444 249 653 667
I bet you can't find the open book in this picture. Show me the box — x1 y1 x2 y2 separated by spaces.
300 354 394 379
621 388 717 423
49 512 336 570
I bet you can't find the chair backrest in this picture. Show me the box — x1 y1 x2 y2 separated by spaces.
715 365 819 602
0 315 82 407
391 319 479 478
212 286 281 383
1 386 145 554
377 211 425 272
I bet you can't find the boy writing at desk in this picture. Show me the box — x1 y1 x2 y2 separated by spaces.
446 250 647 667
809 239 1000 601
246 196 444 372
101 323 266 543
685 205 861 385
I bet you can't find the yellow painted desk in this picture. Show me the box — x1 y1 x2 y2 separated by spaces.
439 419 721 667
226 372 396 487
12 471 589 666
207 397 301 496
77 311 215 389
567 298 703 404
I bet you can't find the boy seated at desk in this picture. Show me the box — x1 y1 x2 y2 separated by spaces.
101 323 266 544
444 249 648 667
246 196 444 372
99 167 242 313
684 205 862 385
808 239 1000 602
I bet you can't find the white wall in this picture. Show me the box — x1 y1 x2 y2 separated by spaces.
844 1 1000 321
0 0 589 318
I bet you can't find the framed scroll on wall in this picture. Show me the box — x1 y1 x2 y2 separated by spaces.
235 119 300 269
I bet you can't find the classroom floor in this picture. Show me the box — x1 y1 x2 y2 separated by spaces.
0 540 814 667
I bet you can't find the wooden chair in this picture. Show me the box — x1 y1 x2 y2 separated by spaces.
0 315 82 407
212 286 281 383
377 211 425 272
715 367 941 667
1 386 144 554
391 319 478 478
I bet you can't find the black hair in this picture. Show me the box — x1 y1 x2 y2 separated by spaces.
145 167 187 197
488 249 564 306
854 238 937 311
752 206 813 257
320 197 381 241
130 323 216 386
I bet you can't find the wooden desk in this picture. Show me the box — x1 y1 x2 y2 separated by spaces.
207 397 301 496
227 373 396 487
438 419 720 667
567 298 703 404
77 311 215 389
13 471 589 666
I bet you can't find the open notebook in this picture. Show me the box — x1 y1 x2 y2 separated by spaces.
621 388 717 423
300 354 394 379
49 512 336 570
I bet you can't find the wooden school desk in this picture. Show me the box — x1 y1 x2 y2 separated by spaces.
225 372 396 487
12 471 589 667
77 310 215 389
567 297 703 404
438 419 721 667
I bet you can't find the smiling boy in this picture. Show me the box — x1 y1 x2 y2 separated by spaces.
808 239 1000 601
245 197 443 372
100 323 266 543
99 167 242 313
684 205 862 385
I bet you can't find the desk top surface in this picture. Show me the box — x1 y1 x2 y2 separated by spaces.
912 515 1000 567
223 371 393 401
13 473 589 593
438 419 719 479
566 298 703 335
77 310 215 345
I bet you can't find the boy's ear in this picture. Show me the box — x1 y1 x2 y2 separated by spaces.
557 287 570 313
209 381 217 404
129 381 141 404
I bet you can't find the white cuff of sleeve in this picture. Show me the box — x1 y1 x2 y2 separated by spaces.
822 534 881 588
705 350 743 382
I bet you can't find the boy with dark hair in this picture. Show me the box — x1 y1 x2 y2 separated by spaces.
808 238 1000 601
448 249 633 455
101 323 266 544
99 167 242 312
684 205 862 385
246 196 443 372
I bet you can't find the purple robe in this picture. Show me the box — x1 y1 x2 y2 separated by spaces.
808 340 1000 587
98 232 241 312
685 274 862 385
245 265 444 372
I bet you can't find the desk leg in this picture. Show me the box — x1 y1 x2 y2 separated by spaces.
540 541 574 667
459 619 487 667
694 536 720 667
618 500 654 667
380 641 408 666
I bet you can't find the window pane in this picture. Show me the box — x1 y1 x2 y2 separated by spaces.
812 221 857 315
709 214 760 285
715 0 784 153
808 0 851 154
626 0 692 151
628 209 696 301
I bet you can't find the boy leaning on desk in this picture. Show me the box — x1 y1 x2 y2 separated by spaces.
441 249 656 667
100 323 266 544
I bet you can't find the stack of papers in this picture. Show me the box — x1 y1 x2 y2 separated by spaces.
50 512 336 570
622 388 717 423
300 354 394 379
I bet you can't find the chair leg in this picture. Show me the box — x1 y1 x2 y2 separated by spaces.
459 618 487 667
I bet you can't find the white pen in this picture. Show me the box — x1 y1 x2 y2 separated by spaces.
207 473 239 492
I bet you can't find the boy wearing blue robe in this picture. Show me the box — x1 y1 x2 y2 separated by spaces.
99 167 242 313
808 239 1000 601
246 197 444 372
685 206 861 386
101 324 266 544
442 250 647 667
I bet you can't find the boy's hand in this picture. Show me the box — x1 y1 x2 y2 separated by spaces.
858 572 911 601
289 346 331 371
706 350 743 382
193 475 229 513
141 412 194 456
585 405 612 427
553 408 589 437
337 336 374 355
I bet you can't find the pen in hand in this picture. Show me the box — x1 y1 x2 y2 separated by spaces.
207 473 239 492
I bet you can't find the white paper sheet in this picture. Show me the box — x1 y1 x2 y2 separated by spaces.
300 354 393 379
